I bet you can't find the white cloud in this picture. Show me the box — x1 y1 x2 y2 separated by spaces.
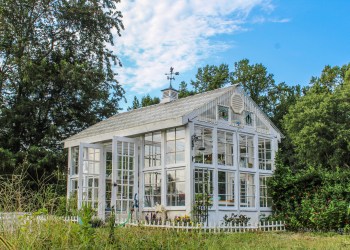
114 0 276 93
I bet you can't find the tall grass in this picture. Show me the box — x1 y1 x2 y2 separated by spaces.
0 168 66 214
1 219 349 250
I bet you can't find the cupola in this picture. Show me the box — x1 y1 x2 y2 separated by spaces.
161 67 179 103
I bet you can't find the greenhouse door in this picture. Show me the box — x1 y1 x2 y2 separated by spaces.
78 143 105 218
111 137 138 215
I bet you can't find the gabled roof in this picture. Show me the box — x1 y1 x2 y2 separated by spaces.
64 84 284 148
64 86 236 145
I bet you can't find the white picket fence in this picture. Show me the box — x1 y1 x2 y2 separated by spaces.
0 212 78 232
124 219 285 233
0 212 285 233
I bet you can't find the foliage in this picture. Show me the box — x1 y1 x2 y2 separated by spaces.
230 59 275 115
0 235 15 250
107 209 117 244
4 221 350 249
190 64 230 93
0 0 125 188
127 94 160 110
192 193 213 223
178 81 195 98
269 162 350 231
223 213 251 226
0 167 65 213
127 96 141 110
283 64 350 168
78 204 97 249
174 215 191 224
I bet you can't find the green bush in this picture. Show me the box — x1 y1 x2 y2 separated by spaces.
223 213 251 226
269 163 350 231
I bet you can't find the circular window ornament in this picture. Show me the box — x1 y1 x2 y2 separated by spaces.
230 93 244 114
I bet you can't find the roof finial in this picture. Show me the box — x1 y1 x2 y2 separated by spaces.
165 67 179 88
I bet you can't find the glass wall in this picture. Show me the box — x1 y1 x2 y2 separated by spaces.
258 138 272 170
143 127 186 209
82 147 101 208
69 147 79 198
218 171 235 207
144 172 161 207
239 135 254 169
145 132 161 168
194 168 213 198
240 173 255 208
193 126 213 164
106 151 112 210
72 146 79 175
260 176 272 207
166 127 185 164
166 169 185 206
115 141 135 212
217 130 234 166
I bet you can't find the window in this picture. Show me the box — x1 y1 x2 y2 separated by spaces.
218 105 229 121
83 177 99 208
106 181 112 210
217 130 234 166
244 111 254 126
144 172 161 207
145 132 161 168
115 141 135 212
258 138 272 170
70 179 78 197
82 147 101 208
218 171 235 207
240 173 255 208
71 147 79 175
239 135 254 169
167 169 185 206
106 151 112 210
193 126 213 164
106 151 112 178
194 168 213 198
166 127 185 164
260 176 272 207
83 147 101 174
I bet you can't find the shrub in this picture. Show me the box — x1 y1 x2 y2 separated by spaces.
223 213 251 226
269 163 350 231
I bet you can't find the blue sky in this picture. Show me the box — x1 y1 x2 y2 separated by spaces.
115 0 350 111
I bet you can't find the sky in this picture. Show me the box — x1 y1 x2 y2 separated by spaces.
114 0 350 111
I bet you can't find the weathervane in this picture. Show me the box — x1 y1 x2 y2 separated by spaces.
165 67 179 88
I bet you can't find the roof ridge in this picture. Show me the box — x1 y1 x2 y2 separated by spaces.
121 84 236 115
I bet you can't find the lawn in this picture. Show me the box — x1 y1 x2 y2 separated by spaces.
1 220 350 249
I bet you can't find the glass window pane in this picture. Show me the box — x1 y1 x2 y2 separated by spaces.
176 127 185 139
167 140 175 153
176 139 185 152
176 153 184 163
167 129 175 141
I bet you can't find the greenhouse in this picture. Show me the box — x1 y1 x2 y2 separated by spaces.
64 84 282 224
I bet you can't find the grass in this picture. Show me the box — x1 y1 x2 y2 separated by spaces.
1 219 350 249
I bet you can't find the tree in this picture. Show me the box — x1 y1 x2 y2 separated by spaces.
0 0 125 181
127 96 141 111
141 94 160 107
127 94 160 110
190 64 230 93
178 81 194 98
283 64 350 168
230 59 276 116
